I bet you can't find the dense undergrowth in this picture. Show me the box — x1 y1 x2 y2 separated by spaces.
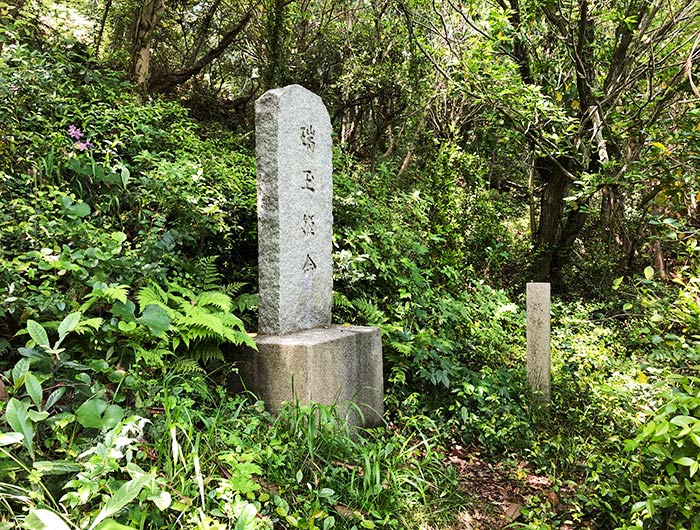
2 14 700 530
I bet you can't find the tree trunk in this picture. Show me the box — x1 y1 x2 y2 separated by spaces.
130 0 164 97
263 0 287 89
533 157 572 282
94 0 113 55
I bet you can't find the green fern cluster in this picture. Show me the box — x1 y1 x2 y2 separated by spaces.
136 282 256 366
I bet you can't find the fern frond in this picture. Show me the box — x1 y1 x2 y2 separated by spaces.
179 327 217 342
73 318 104 335
222 282 247 296
190 343 225 364
102 284 130 304
352 298 388 326
333 291 352 308
177 305 228 337
79 283 130 312
233 293 258 312
133 346 170 368
171 358 205 374
137 284 169 310
167 283 195 301
197 255 222 291
219 312 246 331
196 291 233 312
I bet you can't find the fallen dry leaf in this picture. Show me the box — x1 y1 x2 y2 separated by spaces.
502 502 521 522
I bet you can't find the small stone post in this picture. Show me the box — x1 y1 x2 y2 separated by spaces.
526 282 551 403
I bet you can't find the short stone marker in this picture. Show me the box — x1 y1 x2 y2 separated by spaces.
526 282 551 403
237 85 383 426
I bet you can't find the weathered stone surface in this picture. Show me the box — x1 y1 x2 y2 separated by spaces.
246 85 384 426
256 85 333 335
237 325 384 426
526 282 551 403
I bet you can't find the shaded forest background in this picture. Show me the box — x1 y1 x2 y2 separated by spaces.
2 0 700 529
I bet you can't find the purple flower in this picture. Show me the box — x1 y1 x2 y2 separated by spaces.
68 125 83 139
75 140 92 151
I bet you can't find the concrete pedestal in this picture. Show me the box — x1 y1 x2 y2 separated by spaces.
237 324 383 427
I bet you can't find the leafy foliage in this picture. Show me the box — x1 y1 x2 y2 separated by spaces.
3 2 700 529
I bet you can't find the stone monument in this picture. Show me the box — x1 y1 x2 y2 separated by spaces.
238 85 383 426
526 282 551 403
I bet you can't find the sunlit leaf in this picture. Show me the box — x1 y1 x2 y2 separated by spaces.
75 399 108 429
24 509 71 530
5 398 35 459
57 311 82 346
24 372 43 409
27 320 49 348
88 475 151 530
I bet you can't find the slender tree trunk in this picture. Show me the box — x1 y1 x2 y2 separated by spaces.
263 0 287 89
533 157 572 282
528 151 537 243
652 239 668 279
131 0 164 97
94 0 113 55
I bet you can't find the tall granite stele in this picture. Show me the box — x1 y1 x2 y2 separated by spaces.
240 84 383 426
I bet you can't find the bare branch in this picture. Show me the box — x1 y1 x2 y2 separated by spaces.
687 31 700 98
149 6 257 94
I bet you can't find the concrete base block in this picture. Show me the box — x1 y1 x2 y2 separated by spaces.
236 324 383 427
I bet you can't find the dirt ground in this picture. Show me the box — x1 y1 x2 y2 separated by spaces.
446 444 570 530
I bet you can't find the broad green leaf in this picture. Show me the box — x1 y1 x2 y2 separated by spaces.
111 301 136 322
27 320 49 348
67 202 91 218
670 415 697 427
654 421 669 437
233 503 258 530
94 519 137 530
137 304 171 336
674 456 695 467
88 475 151 530
120 166 131 188
75 399 108 429
24 509 71 530
0 432 24 446
5 398 34 459
33 460 82 474
117 321 137 332
644 266 654 280
27 410 49 422
318 487 335 498
689 432 700 448
102 405 125 430
57 311 82 346
147 491 172 511
45 387 66 410
24 372 42 409
11 357 30 386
